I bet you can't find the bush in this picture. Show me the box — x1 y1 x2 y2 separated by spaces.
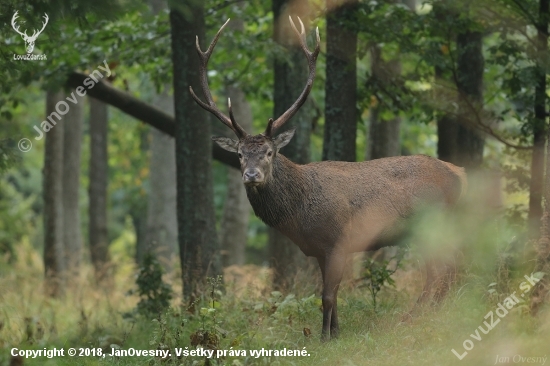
131 252 173 317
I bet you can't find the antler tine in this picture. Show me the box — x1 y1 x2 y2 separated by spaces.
196 18 230 58
263 118 274 137
189 18 248 138
289 15 305 41
228 98 247 138
267 16 321 135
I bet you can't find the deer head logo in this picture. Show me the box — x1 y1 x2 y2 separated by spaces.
11 11 49 54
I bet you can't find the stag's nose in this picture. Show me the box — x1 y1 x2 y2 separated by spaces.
243 169 262 184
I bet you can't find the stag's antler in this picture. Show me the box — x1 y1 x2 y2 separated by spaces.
189 19 248 139
264 16 320 137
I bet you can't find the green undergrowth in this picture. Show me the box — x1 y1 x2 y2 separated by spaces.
2 257 549 366
2 197 550 365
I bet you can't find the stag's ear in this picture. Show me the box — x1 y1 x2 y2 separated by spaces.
212 136 239 153
273 128 295 150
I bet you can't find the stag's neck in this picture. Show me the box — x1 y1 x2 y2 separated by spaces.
245 154 309 228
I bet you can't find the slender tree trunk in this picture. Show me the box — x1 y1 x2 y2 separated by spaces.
144 90 177 268
530 130 546 235
62 91 83 273
219 6 251 268
530 0 549 314
367 44 401 160
221 170 249 267
220 83 252 267
89 97 109 278
140 0 176 270
170 3 220 297
131 125 150 265
270 0 313 288
43 91 65 296
323 0 358 162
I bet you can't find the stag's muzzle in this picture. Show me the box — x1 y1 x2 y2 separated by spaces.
243 169 263 185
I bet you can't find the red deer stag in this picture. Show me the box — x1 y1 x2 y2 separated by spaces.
190 17 467 341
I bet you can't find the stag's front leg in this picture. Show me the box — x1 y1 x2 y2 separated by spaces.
318 252 346 341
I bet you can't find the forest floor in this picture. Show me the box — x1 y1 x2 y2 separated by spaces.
1 191 550 365
1 241 549 366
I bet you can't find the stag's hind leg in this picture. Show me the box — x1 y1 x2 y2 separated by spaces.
317 253 347 341
433 257 458 302
403 253 458 322
416 257 438 304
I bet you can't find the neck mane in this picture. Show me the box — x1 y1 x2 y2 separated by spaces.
245 154 309 228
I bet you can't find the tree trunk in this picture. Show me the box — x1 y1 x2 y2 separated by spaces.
454 30 485 169
437 26 484 170
144 90 178 268
89 97 109 278
62 91 83 273
220 83 252 267
367 44 401 160
43 91 65 296
170 4 220 297
530 0 549 315
269 0 313 288
140 0 177 271
323 0 358 162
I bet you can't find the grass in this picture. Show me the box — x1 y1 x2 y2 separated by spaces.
2 188 550 365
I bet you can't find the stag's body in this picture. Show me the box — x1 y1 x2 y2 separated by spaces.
190 16 467 341
244 151 465 339
246 153 464 257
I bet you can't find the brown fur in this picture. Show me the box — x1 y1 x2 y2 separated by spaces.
247 154 464 257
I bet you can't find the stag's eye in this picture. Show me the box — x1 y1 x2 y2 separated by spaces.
238 153 243 159
267 151 273 157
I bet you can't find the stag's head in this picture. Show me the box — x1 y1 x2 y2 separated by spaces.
213 128 296 186
190 17 320 186
11 11 49 54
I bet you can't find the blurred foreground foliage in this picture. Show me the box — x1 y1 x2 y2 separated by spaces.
1 199 549 365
